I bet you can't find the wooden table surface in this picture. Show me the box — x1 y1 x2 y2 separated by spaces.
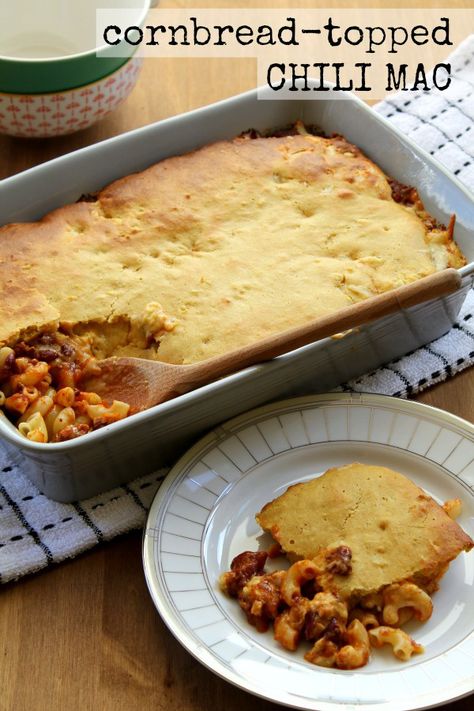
1 2 473 708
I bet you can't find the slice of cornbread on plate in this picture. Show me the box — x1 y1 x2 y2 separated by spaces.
256 463 474 601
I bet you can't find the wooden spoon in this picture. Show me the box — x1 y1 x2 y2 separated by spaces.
82 269 461 411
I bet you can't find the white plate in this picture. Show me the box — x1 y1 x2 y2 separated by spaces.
143 393 474 711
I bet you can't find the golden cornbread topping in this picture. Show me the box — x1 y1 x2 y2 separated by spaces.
219 464 474 670
0 125 465 363
0 124 466 440
256 463 473 599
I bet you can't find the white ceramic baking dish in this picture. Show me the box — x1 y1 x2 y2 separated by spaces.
1 84 474 502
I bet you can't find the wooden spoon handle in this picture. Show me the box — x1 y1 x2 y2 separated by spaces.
180 268 461 392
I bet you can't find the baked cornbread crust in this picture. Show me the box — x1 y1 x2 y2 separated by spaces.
256 463 474 601
0 129 466 364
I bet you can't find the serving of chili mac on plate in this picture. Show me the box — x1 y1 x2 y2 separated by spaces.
220 463 474 670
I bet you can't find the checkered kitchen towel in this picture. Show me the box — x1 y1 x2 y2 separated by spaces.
1 36 473 584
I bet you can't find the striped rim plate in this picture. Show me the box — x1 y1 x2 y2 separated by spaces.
143 392 474 710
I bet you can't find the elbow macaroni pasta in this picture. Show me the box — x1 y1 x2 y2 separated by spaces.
0 333 131 442
382 582 433 624
280 559 321 606
18 411 49 443
348 608 379 629
335 619 371 670
220 548 442 670
0 346 15 369
369 626 424 661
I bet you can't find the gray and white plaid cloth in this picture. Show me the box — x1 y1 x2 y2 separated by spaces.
1 35 473 584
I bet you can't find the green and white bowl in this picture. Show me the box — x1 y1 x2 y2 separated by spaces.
0 0 149 137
